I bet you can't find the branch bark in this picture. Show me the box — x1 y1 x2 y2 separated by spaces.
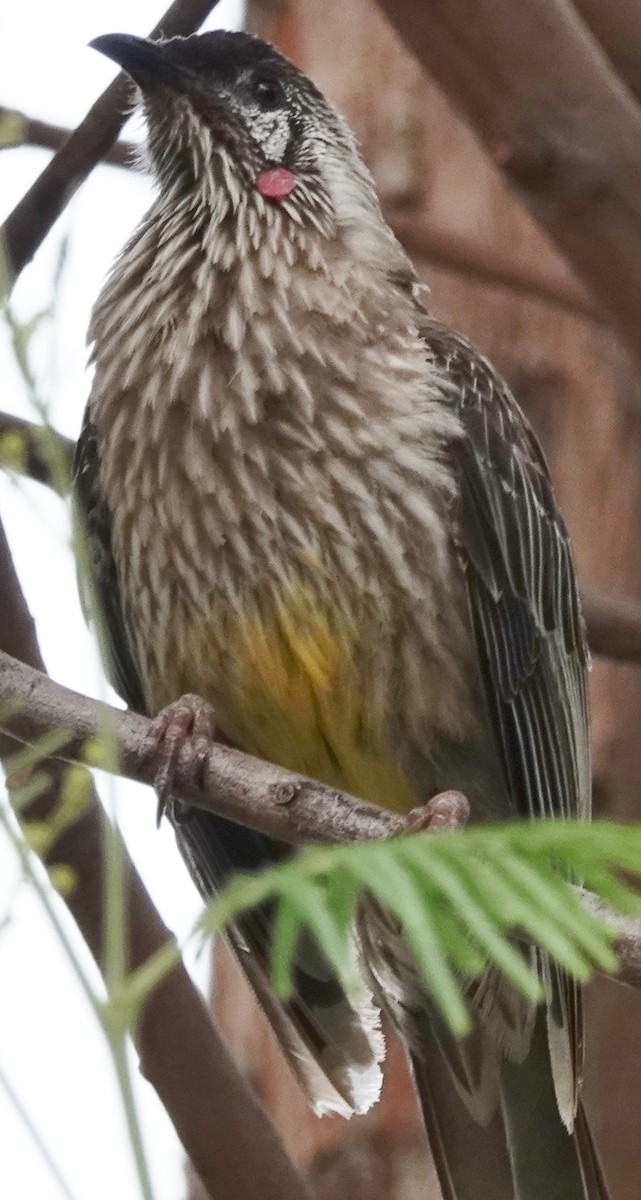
578 890 641 992
1 0 221 287
375 0 641 368
0 646 402 846
0 518 312 1200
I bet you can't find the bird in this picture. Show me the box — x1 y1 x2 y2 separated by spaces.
74 28 608 1199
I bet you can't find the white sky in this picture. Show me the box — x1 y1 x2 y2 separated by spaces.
0 3 243 1199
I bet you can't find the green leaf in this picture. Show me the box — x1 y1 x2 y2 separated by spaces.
324 864 360 938
471 857 593 982
99 819 641 1040
48 864 77 896
119 941 182 1021
277 874 358 991
401 867 487 978
0 430 27 475
412 848 544 1002
269 896 303 997
354 848 471 1035
497 853 618 972
575 864 641 918
5 727 73 778
6 770 52 812
0 108 26 149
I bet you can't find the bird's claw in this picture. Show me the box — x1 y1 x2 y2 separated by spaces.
405 790 470 834
145 694 217 826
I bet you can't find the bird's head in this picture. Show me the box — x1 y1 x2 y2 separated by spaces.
90 29 412 278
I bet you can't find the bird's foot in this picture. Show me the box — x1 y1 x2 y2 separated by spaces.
146 694 217 826
405 790 470 834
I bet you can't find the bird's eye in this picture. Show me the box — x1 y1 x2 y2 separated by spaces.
252 76 285 111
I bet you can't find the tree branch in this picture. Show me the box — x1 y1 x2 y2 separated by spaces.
0 518 312 1200
1 0 222 287
0 647 402 846
375 0 641 369
578 889 641 992
3 642 641 996
0 106 138 168
0 412 74 494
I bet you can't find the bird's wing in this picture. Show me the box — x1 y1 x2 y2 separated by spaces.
73 415 147 715
72 410 383 1117
425 323 590 826
422 321 592 825
424 318 590 1126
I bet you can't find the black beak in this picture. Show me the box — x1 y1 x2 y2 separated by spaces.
89 33 187 90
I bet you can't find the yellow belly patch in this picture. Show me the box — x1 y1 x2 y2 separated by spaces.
151 588 418 815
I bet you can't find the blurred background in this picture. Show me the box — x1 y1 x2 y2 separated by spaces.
2 1 641 1198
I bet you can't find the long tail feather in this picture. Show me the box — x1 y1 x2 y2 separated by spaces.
411 1044 514 1200
501 1011 609 1200
412 1011 609 1200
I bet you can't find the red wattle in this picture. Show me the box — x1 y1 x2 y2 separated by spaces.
255 167 297 200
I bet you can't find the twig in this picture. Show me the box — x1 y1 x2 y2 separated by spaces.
0 518 312 1200
375 0 641 369
0 107 137 168
1 0 222 287
0 412 74 494
577 889 641 993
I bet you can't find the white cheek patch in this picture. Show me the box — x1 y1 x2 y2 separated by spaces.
250 107 291 162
